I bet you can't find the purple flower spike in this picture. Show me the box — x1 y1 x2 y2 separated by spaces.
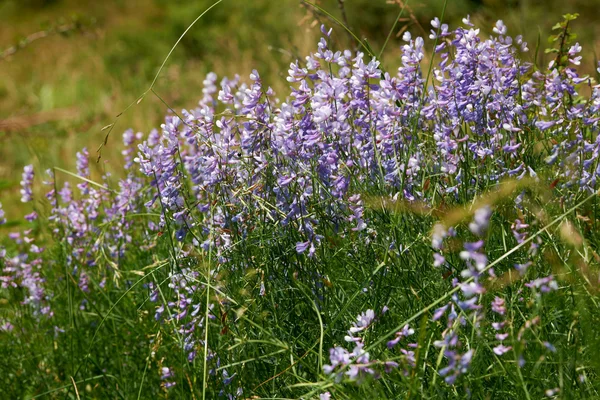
491 297 506 315
20 164 34 203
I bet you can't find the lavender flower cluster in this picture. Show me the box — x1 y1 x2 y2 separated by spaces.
323 308 413 383
1 15 599 394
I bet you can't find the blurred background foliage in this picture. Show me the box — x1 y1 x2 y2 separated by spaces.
0 0 599 224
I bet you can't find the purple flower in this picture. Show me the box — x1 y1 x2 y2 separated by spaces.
502 143 521 154
491 297 506 315
468 206 491 236
439 349 474 384
492 322 506 331
0 321 14 332
296 241 311 254
433 252 446 267
459 241 488 272
20 164 34 203
0 202 6 225
543 341 557 353
222 369 236 385
24 211 38 222
514 261 532 275
349 309 375 333
160 367 173 380
492 20 507 35
460 281 485 298
525 275 559 293
493 344 512 356
432 304 449 321
431 224 448 250
537 120 558 131
387 324 415 349
76 148 90 177
277 175 295 186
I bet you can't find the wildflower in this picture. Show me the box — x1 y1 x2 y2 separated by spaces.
20 164 34 203
543 342 557 353
0 321 14 332
439 349 474 384
459 241 488 272
387 324 415 349
491 297 506 315
433 252 446 267
160 367 174 380
461 282 485 297
432 304 449 321
514 261 532 275
525 275 559 293
349 309 375 333
493 344 512 356
0 202 5 225
493 20 507 35
222 369 236 385
295 241 311 254
568 42 582 65
462 15 474 26
431 224 447 250
24 211 38 222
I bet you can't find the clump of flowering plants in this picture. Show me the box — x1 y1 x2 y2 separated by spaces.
1 12 600 399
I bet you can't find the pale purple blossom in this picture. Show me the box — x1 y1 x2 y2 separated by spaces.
491 297 506 315
349 309 375 333
468 206 492 236
493 344 512 356
20 164 34 203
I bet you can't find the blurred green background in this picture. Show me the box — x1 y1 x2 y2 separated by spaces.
1 0 599 223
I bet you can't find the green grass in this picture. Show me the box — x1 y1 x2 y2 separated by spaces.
3 180 598 398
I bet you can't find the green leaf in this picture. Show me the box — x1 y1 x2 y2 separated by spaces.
563 13 579 21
